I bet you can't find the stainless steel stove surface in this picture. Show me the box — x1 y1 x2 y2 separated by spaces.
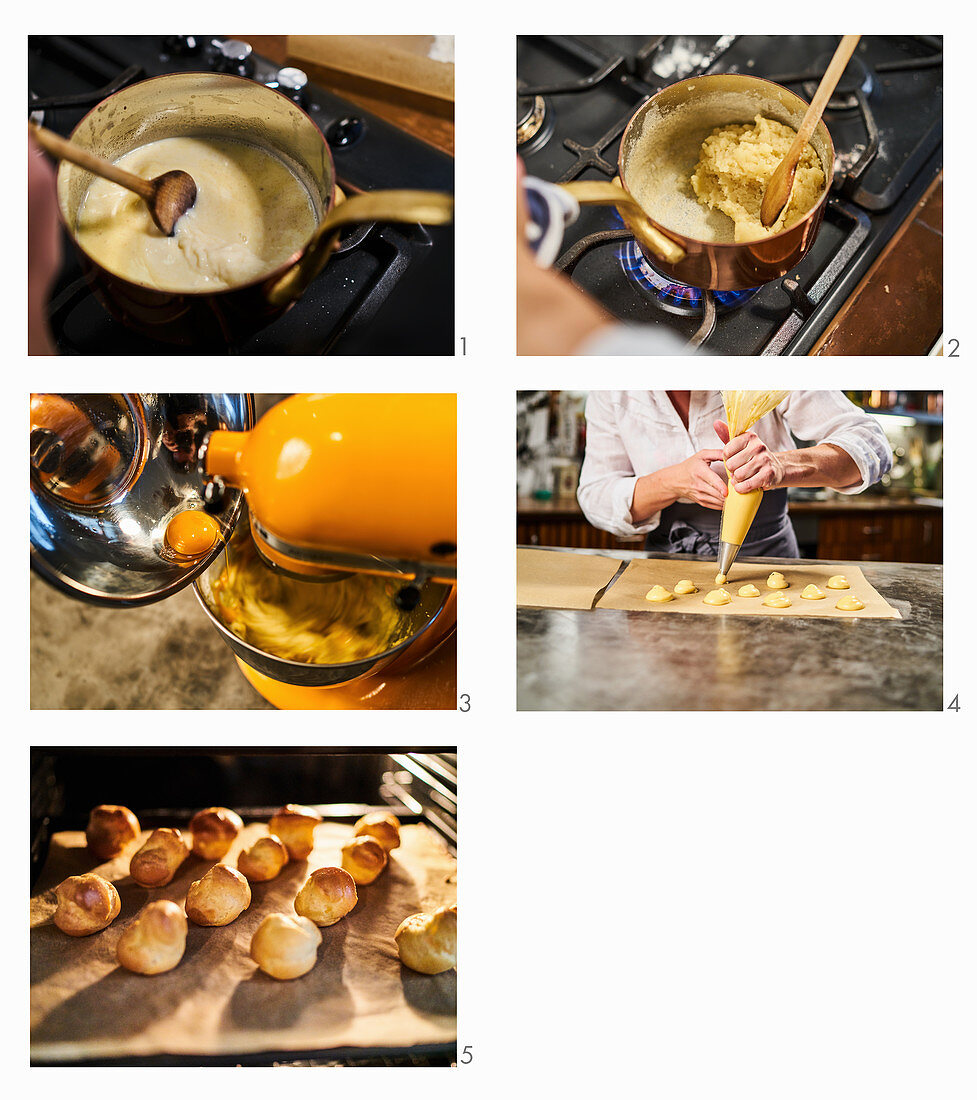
29 36 454 355
517 35 942 355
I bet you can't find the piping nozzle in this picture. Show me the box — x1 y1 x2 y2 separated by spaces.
716 540 741 581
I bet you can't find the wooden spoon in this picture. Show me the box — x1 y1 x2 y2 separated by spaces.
29 121 197 236
759 35 860 229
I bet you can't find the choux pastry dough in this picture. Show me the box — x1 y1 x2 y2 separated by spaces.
86 804 141 860
737 584 761 597
237 834 289 882
269 804 322 860
185 863 252 926
835 595 865 611
116 899 187 974
826 575 850 590
673 579 697 595
341 835 388 885
395 903 457 974
129 827 189 887
188 806 244 860
800 584 825 600
762 594 791 608
353 811 401 853
644 585 673 602
53 872 121 936
250 913 322 980
766 572 789 590
714 572 727 586
703 588 731 606
293 866 358 926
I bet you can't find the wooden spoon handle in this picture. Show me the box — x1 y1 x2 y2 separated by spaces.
794 35 861 150
29 121 155 202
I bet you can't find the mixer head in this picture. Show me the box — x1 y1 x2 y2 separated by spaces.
199 393 457 609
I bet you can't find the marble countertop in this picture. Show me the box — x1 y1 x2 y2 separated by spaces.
516 548 943 711
30 574 274 710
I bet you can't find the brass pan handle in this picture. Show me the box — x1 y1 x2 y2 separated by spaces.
267 190 454 307
560 180 686 265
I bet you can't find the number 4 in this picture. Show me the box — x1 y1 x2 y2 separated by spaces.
946 694 960 711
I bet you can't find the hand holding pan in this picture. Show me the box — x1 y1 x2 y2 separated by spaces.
522 175 686 269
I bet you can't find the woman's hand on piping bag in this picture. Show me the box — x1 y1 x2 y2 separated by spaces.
714 420 786 493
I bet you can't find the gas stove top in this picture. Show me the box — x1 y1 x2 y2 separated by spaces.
29 35 454 355
517 35 942 355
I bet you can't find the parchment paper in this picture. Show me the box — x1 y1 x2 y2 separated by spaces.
596 558 901 619
30 822 456 1063
517 547 625 609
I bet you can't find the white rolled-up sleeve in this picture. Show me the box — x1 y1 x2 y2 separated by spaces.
576 393 660 537
780 391 893 493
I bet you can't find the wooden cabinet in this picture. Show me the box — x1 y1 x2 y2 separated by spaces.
813 507 942 563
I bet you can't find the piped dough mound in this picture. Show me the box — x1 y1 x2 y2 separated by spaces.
673 579 698 595
737 584 761 598
835 595 865 611
766 572 789 590
826 575 851 590
703 588 732 606
644 585 673 603
800 584 826 600
762 594 791 608
691 115 825 243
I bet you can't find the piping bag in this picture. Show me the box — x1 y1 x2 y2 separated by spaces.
715 390 790 582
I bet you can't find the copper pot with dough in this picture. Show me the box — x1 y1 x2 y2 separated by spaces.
558 73 833 292
55 73 453 346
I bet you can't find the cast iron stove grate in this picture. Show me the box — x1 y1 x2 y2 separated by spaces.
517 35 942 355
29 35 454 355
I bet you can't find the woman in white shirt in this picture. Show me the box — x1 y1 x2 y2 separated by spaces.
577 391 892 558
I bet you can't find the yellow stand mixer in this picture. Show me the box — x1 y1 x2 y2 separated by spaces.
30 393 457 709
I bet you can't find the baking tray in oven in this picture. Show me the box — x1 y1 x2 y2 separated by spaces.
30 813 456 1065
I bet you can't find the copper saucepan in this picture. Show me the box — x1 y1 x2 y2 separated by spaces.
560 73 834 292
54 73 453 345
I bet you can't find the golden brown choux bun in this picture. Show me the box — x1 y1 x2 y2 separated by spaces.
185 864 252 926
395 904 457 974
86 804 141 860
237 834 289 882
53 872 121 936
341 835 387 885
250 913 322 979
352 810 401 853
188 806 244 860
129 827 189 887
116 899 188 974
293 866 358 926
268 804 322 859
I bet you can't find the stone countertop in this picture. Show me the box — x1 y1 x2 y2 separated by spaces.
516 548 943 712
30 574 273 710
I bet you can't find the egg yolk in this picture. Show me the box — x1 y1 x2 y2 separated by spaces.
165 510 219 557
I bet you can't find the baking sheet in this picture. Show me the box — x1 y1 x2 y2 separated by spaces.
30 822 456 1063
596 558 901 619
517 547 625 609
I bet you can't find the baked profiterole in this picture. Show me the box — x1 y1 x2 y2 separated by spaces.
188 806 244 860
352 811 401 853
293 866 358 926
53 873 121 936
269 804 322 860
237 834 289 882
129 827 189 887
86 804 141 860
395 903 457 974
185 864 252 926
341 835 388 885
250 913 322 980
116 899 188 974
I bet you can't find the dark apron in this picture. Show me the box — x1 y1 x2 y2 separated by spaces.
644 488 799 558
